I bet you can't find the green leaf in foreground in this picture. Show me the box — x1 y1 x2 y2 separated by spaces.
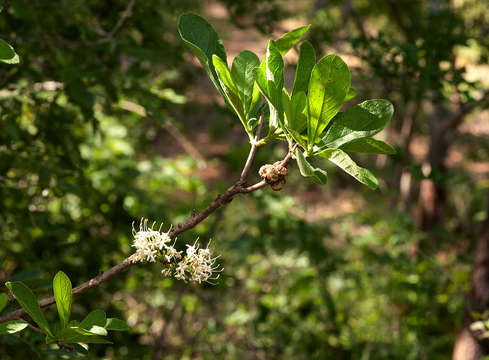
0 38 19 64
213 55 246 126
254 40 284 128
340 138 396 154
307 55 350 149
5 281 53 336
0 320 28 335
317 148 378 189
178 13 227 96
53 271 72 329
231 50 260 118
80 309 107 331
292 41 316 97
275 25 311 56
319 99 394 149
295 149 328 184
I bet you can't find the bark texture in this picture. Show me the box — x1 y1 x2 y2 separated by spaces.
453 213 489 360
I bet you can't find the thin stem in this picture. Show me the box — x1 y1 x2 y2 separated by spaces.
26 322 75 352
240 112 264 182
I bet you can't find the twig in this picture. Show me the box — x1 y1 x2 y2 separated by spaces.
0 144 297 324
25 322 75 352
50 0 136 47
240 112 264 183
163 122 207 168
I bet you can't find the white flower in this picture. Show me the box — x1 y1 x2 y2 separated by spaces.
131 218 171 263
131 218 222 284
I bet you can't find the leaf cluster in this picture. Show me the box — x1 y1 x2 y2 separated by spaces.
178 13 395 190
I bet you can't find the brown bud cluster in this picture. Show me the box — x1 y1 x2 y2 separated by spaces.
259 161 288 191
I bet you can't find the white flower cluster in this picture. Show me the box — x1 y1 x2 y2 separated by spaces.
131 219 221 284
131 218 177 263
174 241 221 284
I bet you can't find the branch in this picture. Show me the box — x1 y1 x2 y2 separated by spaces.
25 322 75 352
0 144 297 324
240 112 264 182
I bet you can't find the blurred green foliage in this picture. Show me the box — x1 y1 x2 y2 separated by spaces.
0 0 487 359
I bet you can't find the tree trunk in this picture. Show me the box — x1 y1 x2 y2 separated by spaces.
453 202 489 360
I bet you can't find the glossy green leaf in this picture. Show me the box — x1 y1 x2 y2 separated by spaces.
178 13 227 96
307 55 350 150
80 309 106 331
0 38 19 64
292 41 315 97
53 271 72 329
317 148 378 189
254 40 284 129
213 55 246 127
58 325 107 340
0 293 7 313
0 320 28 334
275 25 311 56
345 87 357 102
105 318 130 331
318 99 394 149
340 138 396 154
5 281 53 336
231 50 260 117
295 149 328 184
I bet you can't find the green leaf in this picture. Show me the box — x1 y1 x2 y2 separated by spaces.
295 149 328 184
64 334 112 344
105 318 130 331
344 87 356 102
317 148 378 189
178 13 227 96
80 309 107 331
0 320 28 335
307 55 350 150
318 99 394 149
53 271 72 329
0 38 19 64
292 41 315 97
5 281 53 336
340 138 396 154
254 40 284 129
58 325 107 340
231 50 260 117
213 55 246 127
0 293 8 313
275 25 311 56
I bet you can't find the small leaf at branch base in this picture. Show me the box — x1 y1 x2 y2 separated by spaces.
5 281 53 336
0 320 28 334
0 38 19 64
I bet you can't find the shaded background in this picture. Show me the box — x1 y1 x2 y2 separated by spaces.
1 0 488 358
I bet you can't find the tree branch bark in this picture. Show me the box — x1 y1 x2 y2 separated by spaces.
0 144 296 324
